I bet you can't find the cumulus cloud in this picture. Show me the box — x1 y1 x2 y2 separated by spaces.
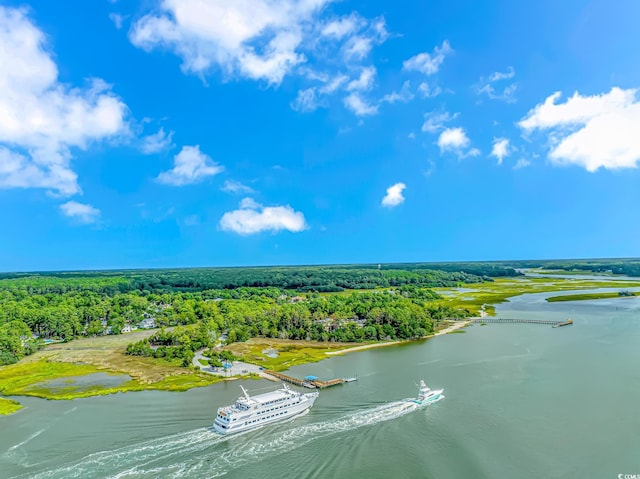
60 201 101 224
476 67 517 102
222 179 254 194
438 128 469 150
381 182 406 207
290 87 319 112
403 41 452 76
519 87 640 171
128 2 391 118
438 127 479 158
156 145 223 185
0 6 129 197
109 13 127 30
346 66 376 91
343 93 378 116
129 1 386 87
342 17 388 61
513 158 531 170
140 127 173 154
290 73 350 113
491 137 510 165
219 197 307 235
321 14 365 40
422 111 459 133
417 82 442 98
381 81 414 104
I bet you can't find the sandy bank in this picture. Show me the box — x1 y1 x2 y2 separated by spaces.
325 319 474 356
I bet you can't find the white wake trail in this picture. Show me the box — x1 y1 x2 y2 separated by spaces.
15 400 428 479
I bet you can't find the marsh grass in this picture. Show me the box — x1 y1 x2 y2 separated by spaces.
223 338 361 372
0 359 223 402
434 277 640 315
0 397 22 415
546 291 639 302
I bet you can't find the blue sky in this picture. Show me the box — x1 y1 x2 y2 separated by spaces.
1 0 640 271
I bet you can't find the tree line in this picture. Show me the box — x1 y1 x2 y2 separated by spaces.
0 262 523 295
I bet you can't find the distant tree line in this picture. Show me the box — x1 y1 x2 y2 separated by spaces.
0 262 526 295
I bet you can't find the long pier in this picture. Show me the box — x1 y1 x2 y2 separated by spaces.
264 370 351 389
479 318 573 328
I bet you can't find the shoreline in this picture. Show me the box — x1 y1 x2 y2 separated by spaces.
0 321 476 411
325 319 474 356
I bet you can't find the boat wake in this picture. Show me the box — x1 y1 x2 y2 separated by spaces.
14 401 423 479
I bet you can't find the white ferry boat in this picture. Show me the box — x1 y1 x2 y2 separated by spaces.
412 379 444 405
213 383 319 435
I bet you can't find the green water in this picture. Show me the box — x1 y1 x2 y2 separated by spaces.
2 289 640 478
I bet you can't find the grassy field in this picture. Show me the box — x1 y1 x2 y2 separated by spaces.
546 291 639 302
434 277 640 315
31 329 184 383
527 268 613 276
0 397 22 415
223 338 362 372
0 360 224 402
0 330 224 409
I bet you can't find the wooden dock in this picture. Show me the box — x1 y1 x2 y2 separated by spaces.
479 318 573 328
264 370 350 389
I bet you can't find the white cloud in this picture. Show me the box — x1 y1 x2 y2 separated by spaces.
491 137 510 165
422 111 458 133
343 93 378 116
129 0 313 84
321 13 364 39
519 87 640 171
60 201 101 224
423 160 436 177
489 68 515 82
342 17 388 61
156 145 223 185
438 127 470 152
290 87 319 112
476 67 517 102
319 74 348 94
467 148 481 157
109 13 126 30
381 182 406 207
513 158 531 170
403 41 452 76
0 7 129 196
417 82 442 98
381 81 414 104
130 2 390 117
290 73 349 113
222 179 254 194
129 1 387 87
347 66 376 91
140 127 173 154
220 197 307 235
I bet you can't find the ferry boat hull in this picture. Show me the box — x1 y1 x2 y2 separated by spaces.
213 384 318 435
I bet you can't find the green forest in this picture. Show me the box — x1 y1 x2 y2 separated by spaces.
2 258 636 367
0 264 498 366
123 288 464 366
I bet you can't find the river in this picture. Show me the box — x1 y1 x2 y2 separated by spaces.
2 287 640 478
